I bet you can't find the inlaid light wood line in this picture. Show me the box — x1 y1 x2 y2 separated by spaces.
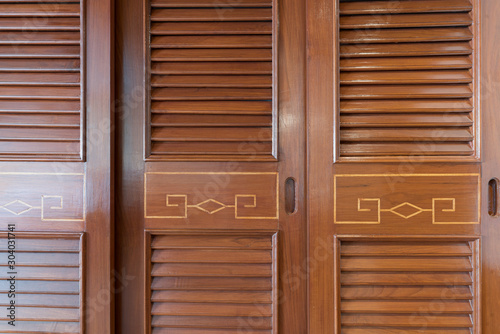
334 174 480 224
144 172 279 219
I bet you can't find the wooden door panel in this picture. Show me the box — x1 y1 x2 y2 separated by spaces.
117 0 306 333
307 0 495 333
0 0 112 332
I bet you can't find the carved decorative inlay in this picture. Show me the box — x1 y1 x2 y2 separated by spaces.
145 172 279 220
0 173 85 222
335 174 480 225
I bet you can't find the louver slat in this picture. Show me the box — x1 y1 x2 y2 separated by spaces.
338 0 477 160
338 238 480 333
0 1 83 161
148 233 277 333
0 233 83 333
148 0 276 160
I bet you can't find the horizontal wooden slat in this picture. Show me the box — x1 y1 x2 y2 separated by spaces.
0 72 80 84
0 141 80 155
152 249 271 263
341 285 473 301
152 22 272 35
0 266 79 280
152 290 272 304
0 86 80 99
341 27 472 44
340 70 472 85
151 49 272 62
152 235 273 249
152 88 272 101
339 0 473 15
341 128 473 142
340 13 473 29
151 0 272 7
152 62 272 75
340 85 472 99
0 293 79 308
341 257 473 272
0 17 80 30
340 56 472 71
341 314 472 327
341 42 472 58
152 127 272 141
340 142 474 156
0 236 80 252
0 113 80 126
151 263 272 277
152 114 272 127
0 127 79 141
152 35 271 49
0 31 80 44
152 329 271 334
152 302 272 317
151 8 272 21
151 101 272 114
0 306 79 321
0 280 78 294
0 99 80 111
340 272 473 286
0 321 80 333
340 114 473 127
151 141 273 155
0 4 80 16
0 59 79 71
152 75 272 88
152 315 272 329
341 329 471 334
342 300 472 314
340 100 473 114
0 252 79 266
340 242 472 256
152 277 272 291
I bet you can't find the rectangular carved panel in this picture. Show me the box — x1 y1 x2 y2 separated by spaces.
0 1 84 161
0 172 85 224
0 232 84 333
145 172 278 229
336 236 480 334
147 231 278 334
338 0 479 160
334 174 479 225
146 0 277 161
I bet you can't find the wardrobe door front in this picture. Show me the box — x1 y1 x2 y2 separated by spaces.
116 0 307 333
308 0 500 333
0 0 113 333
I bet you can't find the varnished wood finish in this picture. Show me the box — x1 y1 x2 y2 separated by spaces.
117 0 306 333
338 0 479 161
481 0 500 332
0 0 84 161
0 233 84 333
146 0 277 161
307 0 492 333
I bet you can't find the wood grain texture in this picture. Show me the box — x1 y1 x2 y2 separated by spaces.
338 0 479 161
481 0 500 332
0 0 84 161
0 233 84 333
337 237 480 333
147 232 277 333
146 0 277 161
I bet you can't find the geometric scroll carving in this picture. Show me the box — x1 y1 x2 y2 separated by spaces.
145 172 278 220
334 174 480 224
0 173 85 222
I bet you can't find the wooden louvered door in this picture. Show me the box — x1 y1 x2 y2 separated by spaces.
308 0 500 333
0 0 113 333
116 0 306 333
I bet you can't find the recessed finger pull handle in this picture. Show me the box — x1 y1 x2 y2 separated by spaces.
285 177 297 215
489 178 499 217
